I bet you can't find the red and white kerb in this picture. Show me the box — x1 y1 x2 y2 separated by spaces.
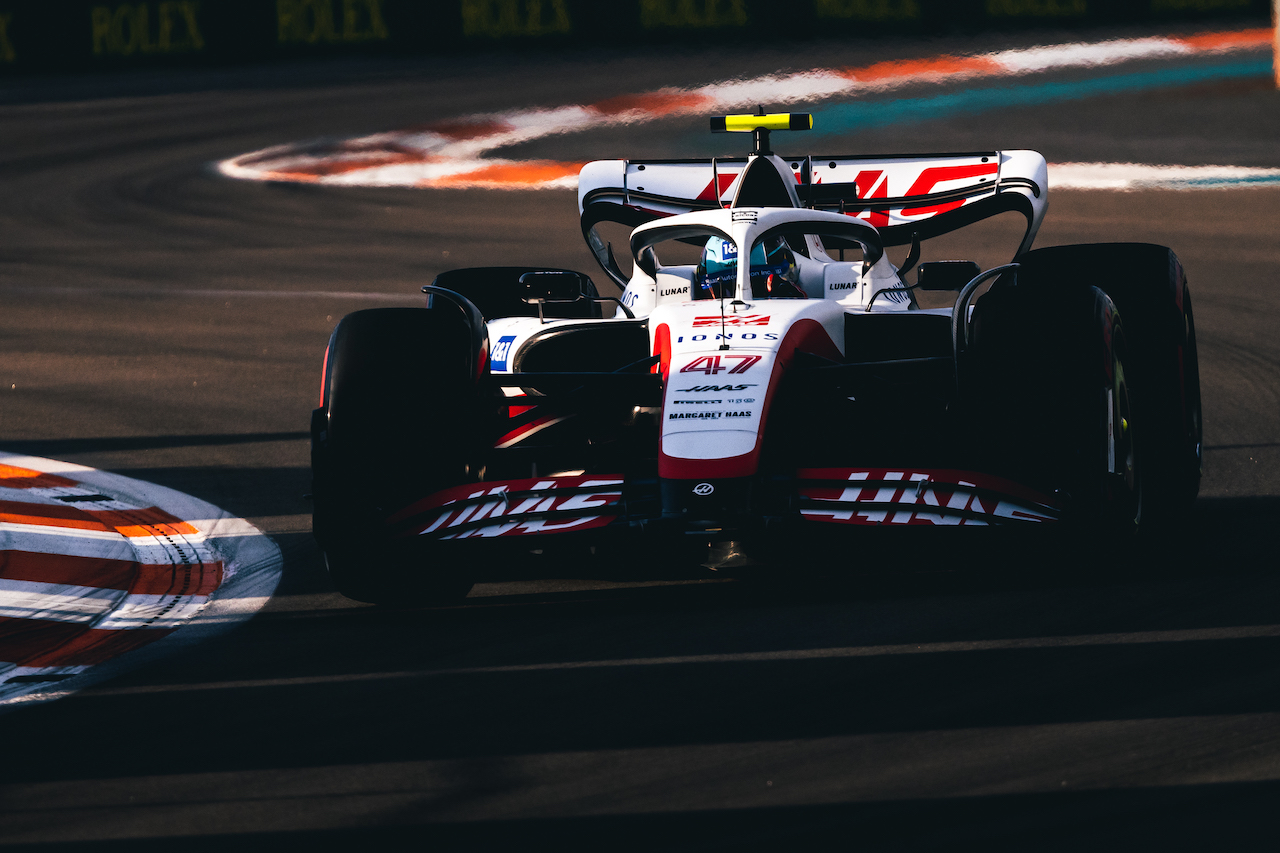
0 460 225 704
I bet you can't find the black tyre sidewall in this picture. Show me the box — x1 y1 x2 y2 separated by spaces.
1012 244 1201 523
313 307 491 603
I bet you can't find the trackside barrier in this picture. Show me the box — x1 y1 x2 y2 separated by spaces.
0 0 1273 76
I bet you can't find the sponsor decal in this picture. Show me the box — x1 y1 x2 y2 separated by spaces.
901 163 998 217
461 0 570 38
797 469 1059 526
491 335 517 371
730 209 758 222
91 2 206 57
676 332 778 342
692 315 769 327
667 411 752 420
278 0 388 45
678 354 762 375
692 483 715 496
661 287 689 297
814 0 919 22
411 476 624 539
641 0 745 29
677 383 756 392
494 413 570 448
828 281 858 291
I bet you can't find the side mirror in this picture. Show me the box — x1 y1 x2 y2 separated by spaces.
519 270 585 304
916 260 981 292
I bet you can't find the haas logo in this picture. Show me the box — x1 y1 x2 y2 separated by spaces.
679 354 762 375
692 315 769 327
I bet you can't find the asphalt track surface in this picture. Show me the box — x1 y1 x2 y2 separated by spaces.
1 24 1279 850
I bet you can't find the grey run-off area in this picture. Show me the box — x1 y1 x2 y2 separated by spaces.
0 23 1278 849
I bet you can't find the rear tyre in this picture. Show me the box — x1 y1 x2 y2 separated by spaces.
312 306 493 603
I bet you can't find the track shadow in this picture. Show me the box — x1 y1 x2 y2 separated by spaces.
5 546 1278 782
2 779 1276 852
5 495 1277 783
0 432 308 456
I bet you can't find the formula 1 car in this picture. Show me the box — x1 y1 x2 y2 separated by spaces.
311 113 1202 602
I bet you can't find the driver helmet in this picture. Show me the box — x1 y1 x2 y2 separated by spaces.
693 237 740 299
694 236 804 299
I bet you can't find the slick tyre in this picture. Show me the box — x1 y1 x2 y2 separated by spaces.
969 284 1140 534
1012 244 1201 525
312 306 492 603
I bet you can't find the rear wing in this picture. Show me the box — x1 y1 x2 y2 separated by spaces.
579 150 1048 287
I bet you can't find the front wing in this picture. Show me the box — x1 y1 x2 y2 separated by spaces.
383 468 1061 543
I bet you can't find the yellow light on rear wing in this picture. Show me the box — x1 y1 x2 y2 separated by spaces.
710 113 812 133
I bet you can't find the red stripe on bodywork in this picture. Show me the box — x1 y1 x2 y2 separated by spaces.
653 323 672 382
494 413 567 449
658 454 759 480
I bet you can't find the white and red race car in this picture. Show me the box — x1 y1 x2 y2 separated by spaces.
311 113 1201 602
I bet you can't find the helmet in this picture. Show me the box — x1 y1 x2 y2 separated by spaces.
693 238 740 299
694 236 804 300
